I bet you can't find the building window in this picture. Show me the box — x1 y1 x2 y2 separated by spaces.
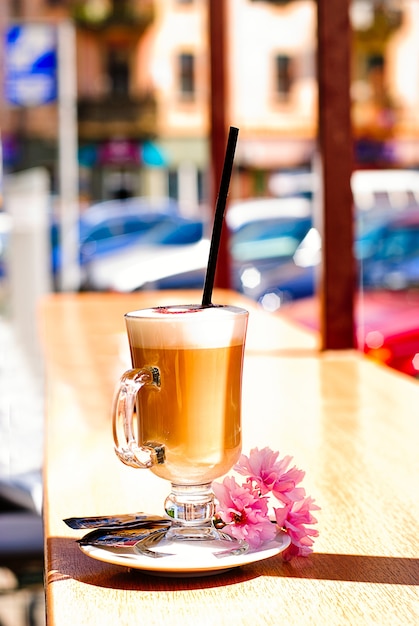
178 53 195 99
11 0 22 14
274 54 292 100
365 52 389 108
197 169 204 204
366 53 384 73
168 168 204 204
168 170 179 200
107 48 129 97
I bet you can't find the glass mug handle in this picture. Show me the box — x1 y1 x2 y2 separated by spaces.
112 366 165 469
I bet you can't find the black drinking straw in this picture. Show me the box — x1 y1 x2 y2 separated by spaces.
202 126 239 306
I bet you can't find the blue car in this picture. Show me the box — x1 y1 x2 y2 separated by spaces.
356 210 419 290
51 197 204 280
229 214 313 295
249 208 419 311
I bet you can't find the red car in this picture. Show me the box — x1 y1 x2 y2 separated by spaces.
280 290 419 378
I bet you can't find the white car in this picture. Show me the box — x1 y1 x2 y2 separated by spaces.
84 239 210 292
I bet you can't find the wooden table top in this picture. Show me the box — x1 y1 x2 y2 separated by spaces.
39 289 419 625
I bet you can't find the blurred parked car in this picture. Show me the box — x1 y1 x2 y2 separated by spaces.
280 290 419 379
51 197 204 285
84 239 210 292
229 214 313 294
356 210 419 290
84 197 313 292
249 208 419 311
227 197 313 294
226 196 311 230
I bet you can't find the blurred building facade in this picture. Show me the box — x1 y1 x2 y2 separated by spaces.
1 0 419 209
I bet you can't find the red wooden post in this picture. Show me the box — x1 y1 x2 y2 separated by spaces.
208 0 232 289
317 0 356 349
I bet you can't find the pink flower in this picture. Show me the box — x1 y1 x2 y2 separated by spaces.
235 447 306 504
274 496 320 560
212 448 319 560
212 476 277 549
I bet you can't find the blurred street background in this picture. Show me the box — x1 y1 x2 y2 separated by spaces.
1 1 419 624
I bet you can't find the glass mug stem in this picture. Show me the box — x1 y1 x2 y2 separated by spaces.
165 483 214 527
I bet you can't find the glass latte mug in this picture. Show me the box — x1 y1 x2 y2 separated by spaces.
112 303 248 550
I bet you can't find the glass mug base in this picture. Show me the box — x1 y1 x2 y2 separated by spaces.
133 482 249 559
134 528 248 560
135 528 248 560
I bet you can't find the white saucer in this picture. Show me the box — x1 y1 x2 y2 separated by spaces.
79 532 291 577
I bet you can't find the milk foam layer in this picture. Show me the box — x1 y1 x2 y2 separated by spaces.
125 304 248 349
